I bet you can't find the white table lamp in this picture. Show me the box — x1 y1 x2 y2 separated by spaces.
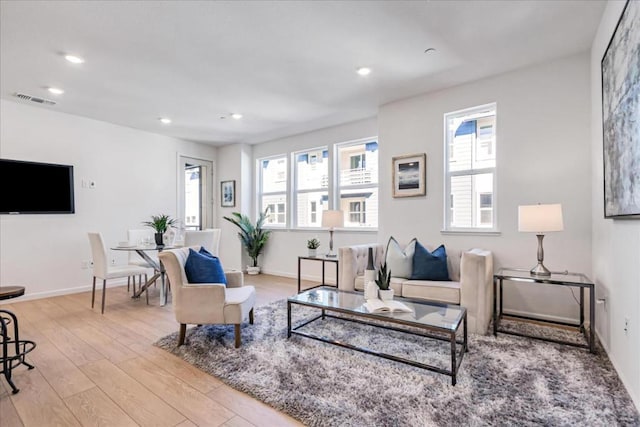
322 210 344 257
518 203 564 277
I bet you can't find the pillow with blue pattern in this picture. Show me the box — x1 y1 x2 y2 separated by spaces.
410 242 450 281
184 247 227 285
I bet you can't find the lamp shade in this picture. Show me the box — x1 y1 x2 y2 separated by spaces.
321 210 344 229
518 204 564 233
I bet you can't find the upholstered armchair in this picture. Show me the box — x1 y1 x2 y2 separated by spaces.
158 247 256 347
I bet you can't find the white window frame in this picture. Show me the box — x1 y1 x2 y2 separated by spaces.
336 137 379 230
257 154 288 228
292 146 328 229
443 103 498 234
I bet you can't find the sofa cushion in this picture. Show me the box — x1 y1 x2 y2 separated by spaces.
411 242 450 281
184 248 227 285
385 237 416 279
401 280 461 304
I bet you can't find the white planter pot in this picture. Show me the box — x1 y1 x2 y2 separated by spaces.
247 266 260 275
379 289 394 301
308 248 317 257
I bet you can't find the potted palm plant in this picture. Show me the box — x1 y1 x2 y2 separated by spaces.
307 238 320 257
143 214 176 246
223 209 271 274
375 262 394 300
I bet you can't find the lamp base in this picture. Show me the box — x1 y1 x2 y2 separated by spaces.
530 262 551 277
325 253 337 258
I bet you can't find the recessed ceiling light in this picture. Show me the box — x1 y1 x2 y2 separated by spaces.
231 113 243 120
159 117 172 124
48 87 64 95
64 54 85 64
356 67 371 76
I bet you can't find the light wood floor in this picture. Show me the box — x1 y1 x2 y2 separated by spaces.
0 274 313 427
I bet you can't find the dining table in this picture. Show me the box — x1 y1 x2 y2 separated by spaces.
111 244 177 306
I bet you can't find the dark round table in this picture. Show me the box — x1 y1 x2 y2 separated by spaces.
0 285 35 394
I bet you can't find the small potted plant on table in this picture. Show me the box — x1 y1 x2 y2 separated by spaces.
376 262 394 300
143 214 176 247
307 238 320 257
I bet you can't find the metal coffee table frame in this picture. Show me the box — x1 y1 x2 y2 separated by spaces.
287 288 468 385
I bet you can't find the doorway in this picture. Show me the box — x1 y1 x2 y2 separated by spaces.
178 156 214 230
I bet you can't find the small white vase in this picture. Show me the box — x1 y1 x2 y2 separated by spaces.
246 266 260 275
308 248 317 257
379 289 394 301
364 281 378 300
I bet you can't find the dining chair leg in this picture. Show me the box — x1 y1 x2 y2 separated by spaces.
249 308 254 325
234 324 241 348
91 276 96 308
178 324 186 346
101 279 106 314
145 274 149 305
127 276 130 292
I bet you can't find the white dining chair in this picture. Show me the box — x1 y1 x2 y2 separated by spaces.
127 229 158 294
184 229 221 256
88 232 149 314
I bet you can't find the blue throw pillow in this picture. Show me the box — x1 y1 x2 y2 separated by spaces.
410 242 450 281
184 248 227 285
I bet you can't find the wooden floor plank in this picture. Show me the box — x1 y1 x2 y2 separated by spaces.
118 357 234 427
222 416 256 427
80 358 185 427
0 378 25 427
9 369 81 426
128 342 222 394
207 385 303 427
26 340 95 399
64 386 138 427
67 325 138 364
40 327 104 366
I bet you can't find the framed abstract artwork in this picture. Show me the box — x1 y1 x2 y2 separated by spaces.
221 180 236 207
601 0 640 218
392 153 426 198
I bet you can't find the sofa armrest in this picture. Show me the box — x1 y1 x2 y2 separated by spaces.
338 244 384 291
224 270 244 288
459 249 494 335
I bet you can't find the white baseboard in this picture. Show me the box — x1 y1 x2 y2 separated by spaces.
0 278 129 305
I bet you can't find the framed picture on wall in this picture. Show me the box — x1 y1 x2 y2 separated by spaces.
221 180 236 207
601 0 640 218
392 153 426 198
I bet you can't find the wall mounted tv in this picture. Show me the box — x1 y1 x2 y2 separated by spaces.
0 159 75 214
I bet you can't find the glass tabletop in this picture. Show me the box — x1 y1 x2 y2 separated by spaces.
495 268 593 285
288 286 465 331
111 244 179 251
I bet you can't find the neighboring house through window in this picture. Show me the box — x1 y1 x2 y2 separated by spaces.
444 103 497 231
337 139 378 228
258 155 287 227
294 148 328 227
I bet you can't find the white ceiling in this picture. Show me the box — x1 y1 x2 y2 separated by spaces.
0 1 605 146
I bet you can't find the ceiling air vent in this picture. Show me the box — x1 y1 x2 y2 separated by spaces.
13 92 56 106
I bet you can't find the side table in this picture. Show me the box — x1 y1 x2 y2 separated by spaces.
0 286 37 394
297 255 339 293
493 269 595 353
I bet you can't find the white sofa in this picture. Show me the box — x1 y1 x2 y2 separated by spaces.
338 243 493 334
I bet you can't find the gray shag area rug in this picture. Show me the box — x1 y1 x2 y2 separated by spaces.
155 300 639 427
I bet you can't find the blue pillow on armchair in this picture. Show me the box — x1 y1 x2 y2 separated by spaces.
184 247 227 285
410 242 450 281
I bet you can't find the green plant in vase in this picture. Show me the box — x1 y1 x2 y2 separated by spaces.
307 238 320 257
375 262 394 300
223 209 271 274
143 214 176 246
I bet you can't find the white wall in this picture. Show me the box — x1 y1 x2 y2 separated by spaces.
0 100 218 299
590 0 640 408
252 118 379 281
378 53 592 322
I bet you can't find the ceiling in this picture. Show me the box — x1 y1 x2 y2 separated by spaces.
0 1 605 146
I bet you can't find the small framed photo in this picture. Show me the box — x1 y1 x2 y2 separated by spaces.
392 153 426 198
221 180 236 207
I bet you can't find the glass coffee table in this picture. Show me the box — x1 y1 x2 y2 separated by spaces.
287 286 468 385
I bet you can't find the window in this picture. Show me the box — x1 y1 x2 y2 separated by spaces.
444 103 497 231
338 140 378 228
259 156 287 227
294 148 328 227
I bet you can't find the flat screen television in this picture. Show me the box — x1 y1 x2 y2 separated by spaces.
0 159 75 214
